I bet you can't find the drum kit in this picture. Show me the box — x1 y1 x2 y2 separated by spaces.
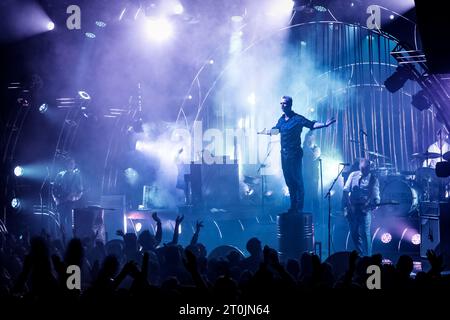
366 150 449 218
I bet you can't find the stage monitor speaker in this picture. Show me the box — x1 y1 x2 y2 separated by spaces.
101 195 126 241
414 0 450 74
439 203 450 266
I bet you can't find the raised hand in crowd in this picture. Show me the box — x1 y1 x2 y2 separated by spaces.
152 212 163 246
190 220 204 246
170 215 184 245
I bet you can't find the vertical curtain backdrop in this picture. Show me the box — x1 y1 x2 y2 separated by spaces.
287 22 438 172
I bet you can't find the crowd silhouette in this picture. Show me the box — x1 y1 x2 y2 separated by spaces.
1 212 449 310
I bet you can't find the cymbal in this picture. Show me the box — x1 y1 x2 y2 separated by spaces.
411 152 441 159
375 167 390 171
444 151 450 161
367 151 388 158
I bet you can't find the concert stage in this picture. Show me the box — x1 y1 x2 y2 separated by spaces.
2 0 450 302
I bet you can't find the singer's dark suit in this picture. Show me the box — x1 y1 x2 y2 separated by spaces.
273 112 316 212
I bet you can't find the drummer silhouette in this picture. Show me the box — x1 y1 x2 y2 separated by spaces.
423 129 450 168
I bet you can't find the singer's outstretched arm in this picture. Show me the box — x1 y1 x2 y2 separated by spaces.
313 117 336 129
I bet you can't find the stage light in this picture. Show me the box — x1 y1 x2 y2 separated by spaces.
209 59 214 65
78 91 91 100
267 0 294 16
381 232 392 244
14 166 24 177
173 3 184 15
314 5 327 12
238 118 245 129
11 198 21 209
247 93 256 106
384 65 413 93
231 15 244 23
96 21 107 28
301 41 307 46
135 140 145 152
119 8 127 21
135 222 142 232
229 0 246 23
188 95 193 100
124 168 139 185
85 32 96 39
389 14 395 20
411 233 421 245
350 2 355 7
144 1 158 18
411 90 432 111
47 21 55 31
145 18 174 42
321 156 344 186
39 103 48 113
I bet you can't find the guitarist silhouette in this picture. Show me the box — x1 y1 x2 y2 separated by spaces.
52 157 83 238
343 158 380 256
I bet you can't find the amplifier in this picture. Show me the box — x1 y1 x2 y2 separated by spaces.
420 215 440 258
420 201 440 216
101 195 126 241
190 157 240 208
419 201 440 258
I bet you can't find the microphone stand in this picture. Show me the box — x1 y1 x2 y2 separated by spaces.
324 164 346 258
39 167 50 233
257 140 273 215
319 158 324 247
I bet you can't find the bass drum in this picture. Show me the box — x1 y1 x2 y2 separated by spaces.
374 178 419 217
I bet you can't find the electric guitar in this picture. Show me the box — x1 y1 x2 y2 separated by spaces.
346 200 399 217
348 186 398 213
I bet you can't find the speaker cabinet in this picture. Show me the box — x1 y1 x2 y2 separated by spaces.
101 195 126 241
439 203 450 266
190 157 240 208
420 215 440 258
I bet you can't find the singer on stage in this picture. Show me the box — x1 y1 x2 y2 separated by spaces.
260 96 335 213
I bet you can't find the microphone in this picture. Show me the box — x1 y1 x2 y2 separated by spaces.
340 163 351 166
257 128 271 136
